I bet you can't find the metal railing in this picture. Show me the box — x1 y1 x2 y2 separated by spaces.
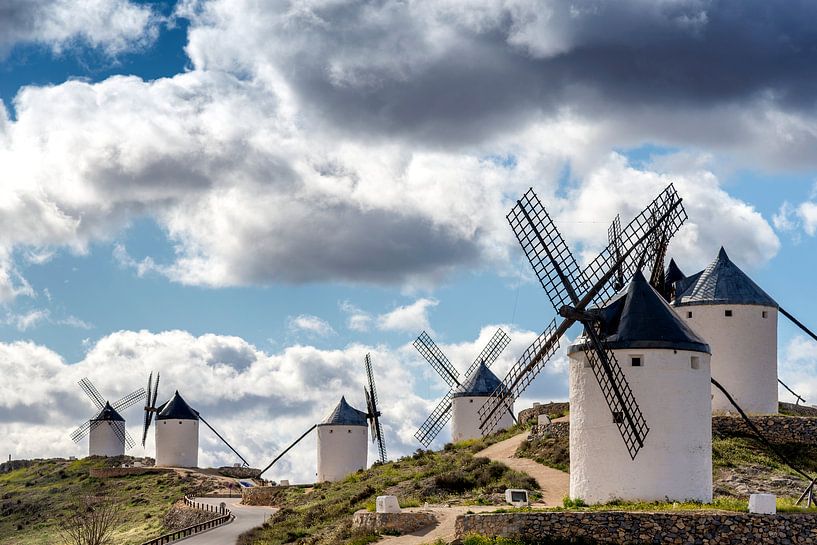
139 496 234 545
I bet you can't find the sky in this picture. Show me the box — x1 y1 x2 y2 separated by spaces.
1 0 817 483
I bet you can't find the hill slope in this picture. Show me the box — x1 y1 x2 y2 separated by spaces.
0 457 223 545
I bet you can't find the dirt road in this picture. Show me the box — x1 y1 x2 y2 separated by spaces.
476 431 569 506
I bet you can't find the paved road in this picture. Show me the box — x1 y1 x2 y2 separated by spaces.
181 497 277 545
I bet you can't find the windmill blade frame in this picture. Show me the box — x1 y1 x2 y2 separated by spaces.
70 419 94 443
363 353 387 463
413 331 460 388
480 185 686 453
142 372 160 447
78 378 106 410
414 392 453 447
464 328 511 378
112 388 146 413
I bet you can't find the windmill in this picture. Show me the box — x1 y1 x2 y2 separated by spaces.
141 372 250 468
478 184 688 460
364 353 387 464
413 328 511 447
258 353 388 482
70 378 146 457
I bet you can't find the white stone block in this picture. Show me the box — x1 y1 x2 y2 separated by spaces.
749 493 776 514
537 414 552 427
376 496 401 514
279 479 290 486
505 489 529 506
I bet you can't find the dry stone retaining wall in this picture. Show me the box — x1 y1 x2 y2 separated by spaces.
518 403 570 425
779 402 817 417
456 511 817 544
527 416 817 445
352 511 437 535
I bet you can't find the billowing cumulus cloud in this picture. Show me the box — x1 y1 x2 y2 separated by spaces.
0 0 160 57
0 0 800 301
377 298 439 335
0 326 567 482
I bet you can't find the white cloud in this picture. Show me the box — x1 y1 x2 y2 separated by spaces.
0 0 160 58
778 334 817 405
287 314 336 337
377 298 438 334
9 309 50 331
798 202 817 237
0 327 562 481
339 301 372 332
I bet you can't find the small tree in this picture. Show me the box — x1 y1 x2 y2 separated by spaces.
59 496 123 545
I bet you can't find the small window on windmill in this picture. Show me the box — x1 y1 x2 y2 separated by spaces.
348 429 352 433
612 411 624 424
329 429 333 434
691 356 700 370
762 311 768 319
630 356 643 367
725 310 733 317
687 311 693 319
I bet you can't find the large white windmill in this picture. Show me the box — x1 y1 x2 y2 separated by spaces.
70 378 145 457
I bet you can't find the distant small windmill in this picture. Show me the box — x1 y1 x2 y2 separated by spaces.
141 372 249 468
478 184 687 457
259 353 388 482
413 328 512 447
70 378 146 457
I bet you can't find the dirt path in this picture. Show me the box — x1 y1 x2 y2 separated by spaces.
377 506 496 545
476 431 569 507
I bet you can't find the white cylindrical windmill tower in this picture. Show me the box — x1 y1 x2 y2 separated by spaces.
88 402 126 457
155 391 200 467
316 396 368 482
451 362 513 442
569 271 713 504
672 247 778 414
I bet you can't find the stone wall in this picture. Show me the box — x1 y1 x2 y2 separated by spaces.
456 511 817 545
518 402 569 425
353 511 437 535
527 416 817 446
242 486 289 506
712 415 817 445
529 422 569 441
779 402 817 417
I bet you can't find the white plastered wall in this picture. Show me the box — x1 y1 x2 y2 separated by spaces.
452 396 513 442
316 424 368 482
155 419 199 467
569 348 712 504
89 421 125 457
677 304 777 414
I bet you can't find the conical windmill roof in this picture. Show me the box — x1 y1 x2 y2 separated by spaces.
664 258 686 293
156 391 200 421
571 271 710 354
319 396 368 426
93 401 125 422
452 361 509 398
674 247 777 308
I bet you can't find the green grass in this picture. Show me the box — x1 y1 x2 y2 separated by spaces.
240 431 540 545
0 457 215 545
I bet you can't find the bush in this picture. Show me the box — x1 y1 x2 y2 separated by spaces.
562 496 587 508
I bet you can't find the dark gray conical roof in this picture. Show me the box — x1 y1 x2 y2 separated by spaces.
319 396 368 426
93 401 125 422
570 271 710 354
664 258 686 295
156 391 199 421
674 247 777 308
452 361 508 398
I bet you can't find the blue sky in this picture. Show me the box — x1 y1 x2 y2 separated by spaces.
2 0 817 481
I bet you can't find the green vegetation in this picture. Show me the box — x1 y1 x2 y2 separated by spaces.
516 437 569 473
240 434 538 545
0 457 219 545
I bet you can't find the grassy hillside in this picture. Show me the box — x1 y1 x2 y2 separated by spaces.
0 457 220 545
240 430 539 545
